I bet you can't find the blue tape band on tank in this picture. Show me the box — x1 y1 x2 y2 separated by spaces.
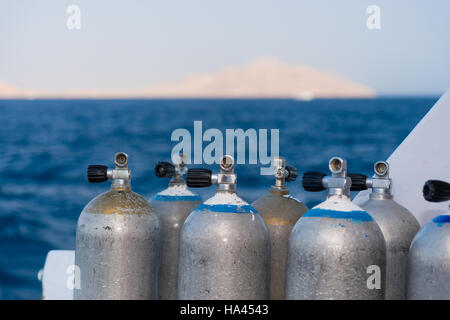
303 208 373 222
152 194 202 202
196 203 258 214
433 215 450 226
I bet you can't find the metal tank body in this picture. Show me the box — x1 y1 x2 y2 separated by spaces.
360 196 419 299
150 162 202 300
252 157 308 299
407 179 450 300
286 196 386 299
74 153 160 300
286 157 386 300
178 155 270 300
356 161 420 299
178 193 270 299
407 215 450 299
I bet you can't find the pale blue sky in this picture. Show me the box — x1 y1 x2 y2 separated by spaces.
1 0 449 95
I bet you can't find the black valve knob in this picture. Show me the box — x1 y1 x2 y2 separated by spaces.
423 180 450 202
285 166 298 182
348 174 368 191
186 168 212 188
154 161 176 178
302 171 326 192
87 165 108 183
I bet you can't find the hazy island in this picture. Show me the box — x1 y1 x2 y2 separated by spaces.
0 57 374 99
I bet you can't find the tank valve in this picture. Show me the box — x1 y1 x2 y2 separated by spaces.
87 152 130 183
272 157 298 189
302 157 351 196
87 165 109 183
187 169 212 187
348 161 391 193
155 162 176 178
154 154 188 180
187 155 236 192
302 171 327 191
348 174 369 191
285 166 298 182
423 180 450 202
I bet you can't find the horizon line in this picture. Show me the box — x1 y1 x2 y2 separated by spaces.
0 95 442 101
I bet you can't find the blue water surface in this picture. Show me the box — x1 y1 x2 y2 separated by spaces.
0 97 436 299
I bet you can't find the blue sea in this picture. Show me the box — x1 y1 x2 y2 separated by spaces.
0 98 437 299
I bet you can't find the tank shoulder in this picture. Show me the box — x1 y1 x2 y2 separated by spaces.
361 197 418 221
306 195 373 222
292 198 386 249
414 215 450 238
432 214 450 226
82 189 155 215
151 185 202 202
252 193 308 217
410 215 450 259
360 197 420 240
203 192 249 206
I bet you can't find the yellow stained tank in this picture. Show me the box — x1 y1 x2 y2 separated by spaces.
74 152 161 300
252 157 308 300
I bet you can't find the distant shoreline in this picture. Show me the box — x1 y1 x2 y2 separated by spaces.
0 95 442 101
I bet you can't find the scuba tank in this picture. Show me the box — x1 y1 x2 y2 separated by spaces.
178 155 270 299
150 155 202 300
252 156 308 300
285 157 386 300
74 152 160 300
349 161 420 300
407 179 450 299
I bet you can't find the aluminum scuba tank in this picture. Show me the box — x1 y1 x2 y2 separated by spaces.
150 155 202 300
285 157 386 300
178 155 270 299
407 179 450 299
74 152 160 300
251 156 308 300
349 161 420 300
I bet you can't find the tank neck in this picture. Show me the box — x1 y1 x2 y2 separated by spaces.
270 185 290 196
368 161 391 199
214 156 237 193
111 179 131 191
273 177 286 189
217 183 237 194
324 158 351 198
169 174 185 186
271 156 295 194
326 177 351 198
370 188 392 199
327 190 350 200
